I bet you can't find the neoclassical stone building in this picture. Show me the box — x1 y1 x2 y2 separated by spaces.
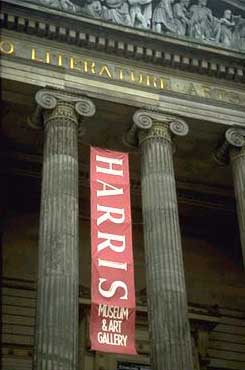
1 0 245 369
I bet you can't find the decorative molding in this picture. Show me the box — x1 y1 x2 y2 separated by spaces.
1 1 245 82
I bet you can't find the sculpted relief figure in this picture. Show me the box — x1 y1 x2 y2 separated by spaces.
189 0 213 40
79 0 103 18
102 0 132 26
79 0 151 28
39 0 77 11
152 0 176 34
128 0 152 29
232 15 245 50
59 0 77 11
38 0 59 7
214 10 236 47
173 0 190 36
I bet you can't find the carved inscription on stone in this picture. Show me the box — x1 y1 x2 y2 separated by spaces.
27 0 245 50
1 37 245 106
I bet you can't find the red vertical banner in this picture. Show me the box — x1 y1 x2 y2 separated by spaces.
90 146 136 355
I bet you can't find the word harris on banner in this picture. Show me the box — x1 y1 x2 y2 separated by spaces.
0 38 244 107
90 147 136 355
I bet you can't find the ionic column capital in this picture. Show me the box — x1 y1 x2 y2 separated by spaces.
226 127 245 148
29 88 96 136
125 109 189 147
214 127 245 165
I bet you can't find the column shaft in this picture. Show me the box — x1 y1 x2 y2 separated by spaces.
35 102 79 370
230 146 245 267
139 123 193 370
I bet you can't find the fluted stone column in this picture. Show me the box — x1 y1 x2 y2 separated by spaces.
32 89 95 370
224 128 245 268
126 110 193 370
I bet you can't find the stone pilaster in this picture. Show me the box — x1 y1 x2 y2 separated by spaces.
32 89 95 370
225 127 245 268
126 110 193 370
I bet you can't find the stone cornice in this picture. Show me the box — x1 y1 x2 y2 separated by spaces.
1 0 245 83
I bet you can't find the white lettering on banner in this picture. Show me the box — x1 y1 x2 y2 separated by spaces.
97 232 126 253
98 278 128 300
96 155 123 176
97 332 128 346
98 305 129 320
97 179 124 197
97 205 125 225
90 147 136 354
108 319 122 332
98 259 128 270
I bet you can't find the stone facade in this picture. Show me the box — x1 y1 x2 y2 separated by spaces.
1 0 245 369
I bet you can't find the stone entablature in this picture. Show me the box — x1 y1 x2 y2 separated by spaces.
13 0 245 51
2 35 245 103
1 1 245 82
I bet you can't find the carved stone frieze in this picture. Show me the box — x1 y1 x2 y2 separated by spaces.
24 0 245 50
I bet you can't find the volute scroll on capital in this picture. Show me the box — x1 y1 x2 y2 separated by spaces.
225 127 245 148
124 109 189 147
226 127 245 162
28 89 96 131
214 127 245 166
